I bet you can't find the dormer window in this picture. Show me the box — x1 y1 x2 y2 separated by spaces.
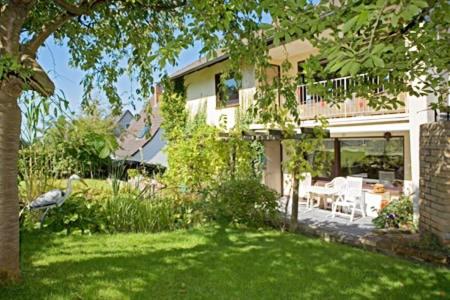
215 73 240 108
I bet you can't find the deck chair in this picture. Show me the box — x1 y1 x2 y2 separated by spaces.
324 177 347 209
331 176 366 222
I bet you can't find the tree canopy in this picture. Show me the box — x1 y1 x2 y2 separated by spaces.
0 0 449 282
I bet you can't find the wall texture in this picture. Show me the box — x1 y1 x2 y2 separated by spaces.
419 121 450 246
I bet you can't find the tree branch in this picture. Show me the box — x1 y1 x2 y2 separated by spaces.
367 2 387 54
53 0 89 15
23 0 107 56
23 13 73 56
21 54 55 97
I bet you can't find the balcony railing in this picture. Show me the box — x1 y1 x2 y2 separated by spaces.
296 75 407 119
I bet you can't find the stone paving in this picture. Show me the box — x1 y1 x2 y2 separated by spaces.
278 196 375 239
278 197 449 266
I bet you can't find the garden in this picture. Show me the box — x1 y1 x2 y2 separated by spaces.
1 0 450 297
2 89 447 299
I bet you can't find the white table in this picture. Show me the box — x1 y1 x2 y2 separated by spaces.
307 186 339 208
363 190 390 217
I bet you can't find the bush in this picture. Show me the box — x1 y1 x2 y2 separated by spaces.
43 193 106 234
26 190 205 234
205 178 279 227
372 196 414 230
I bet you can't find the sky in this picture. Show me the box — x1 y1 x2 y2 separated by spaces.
37 38 204 115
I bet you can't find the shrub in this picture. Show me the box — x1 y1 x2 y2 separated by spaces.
372 196 414 230
43 193 106 234
205 178 279 227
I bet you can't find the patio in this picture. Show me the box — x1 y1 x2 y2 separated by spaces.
279 196 376 241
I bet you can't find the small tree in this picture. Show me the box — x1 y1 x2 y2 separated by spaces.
278 106 328 230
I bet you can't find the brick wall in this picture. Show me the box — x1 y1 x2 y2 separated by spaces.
419 121 450 247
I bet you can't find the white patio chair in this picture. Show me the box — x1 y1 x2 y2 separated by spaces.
331 176 366 222
324 177 346 209
298 172 312 212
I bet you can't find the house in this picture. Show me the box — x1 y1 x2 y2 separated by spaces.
114 86 167 168
114 109 134 137
169 38 440 217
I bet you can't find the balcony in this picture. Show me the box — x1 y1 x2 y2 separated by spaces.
239 76 408 122
297 76 408 120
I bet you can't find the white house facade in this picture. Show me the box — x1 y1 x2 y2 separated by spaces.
170 38 439 216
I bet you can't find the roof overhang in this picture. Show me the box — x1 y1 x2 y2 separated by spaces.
170 54 230 80
219 127 330 141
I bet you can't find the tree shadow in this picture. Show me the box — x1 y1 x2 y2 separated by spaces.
3 226 450 300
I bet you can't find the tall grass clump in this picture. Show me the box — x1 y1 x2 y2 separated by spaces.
103 194 202 233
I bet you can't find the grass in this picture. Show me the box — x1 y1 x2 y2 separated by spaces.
2 226 449 300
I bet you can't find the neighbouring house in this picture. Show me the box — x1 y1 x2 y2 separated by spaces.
114 109 134 137
169 37 444 219
114 86 167 169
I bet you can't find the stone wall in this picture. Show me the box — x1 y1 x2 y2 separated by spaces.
419 121 450 247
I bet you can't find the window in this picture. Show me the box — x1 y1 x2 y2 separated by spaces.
340 137 404 181
215 73 240 108
314 139 335 178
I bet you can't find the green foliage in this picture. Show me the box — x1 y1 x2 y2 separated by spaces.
103 194 202 233
44 192 106 234
294 0 449 110
159 87 188 143
372 196 414 229
161 92 261 193
21 178 204 235
205 178 279 227
0 53 31 81
19 102 118 182
18 93 71 202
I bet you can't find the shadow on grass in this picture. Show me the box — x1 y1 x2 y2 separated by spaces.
3 225 450 299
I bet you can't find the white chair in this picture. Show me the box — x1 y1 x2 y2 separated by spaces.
298 172 312 211
331 176 366 222
324 177 347 209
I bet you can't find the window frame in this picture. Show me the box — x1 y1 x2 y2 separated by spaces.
215 73 240 109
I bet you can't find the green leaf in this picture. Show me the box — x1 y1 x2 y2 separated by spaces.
99 147 110 159
372 56 385 67
343 15 358 33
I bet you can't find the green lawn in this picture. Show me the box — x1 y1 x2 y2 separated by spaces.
2 227 449 300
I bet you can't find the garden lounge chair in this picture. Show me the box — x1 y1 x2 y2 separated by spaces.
331 176 366 222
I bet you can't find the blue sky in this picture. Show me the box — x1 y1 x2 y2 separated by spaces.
37 38 204 115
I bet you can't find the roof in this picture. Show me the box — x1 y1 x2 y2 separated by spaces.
114 96 162 159
114 109 133 124
168 36 280 80
130 127 168 167
169 53 229 79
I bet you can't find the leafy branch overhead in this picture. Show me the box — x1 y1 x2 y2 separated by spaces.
1 0 448 113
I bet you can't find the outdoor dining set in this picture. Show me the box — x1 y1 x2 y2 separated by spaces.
297 174 369 223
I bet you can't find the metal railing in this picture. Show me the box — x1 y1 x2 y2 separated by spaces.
296 75 407 119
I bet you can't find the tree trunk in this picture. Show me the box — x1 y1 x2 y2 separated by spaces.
290 175 299 230
0 77 23 283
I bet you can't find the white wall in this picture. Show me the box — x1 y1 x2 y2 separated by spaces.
184 61 255 130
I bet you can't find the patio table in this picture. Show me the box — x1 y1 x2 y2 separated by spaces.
307 186 339 209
